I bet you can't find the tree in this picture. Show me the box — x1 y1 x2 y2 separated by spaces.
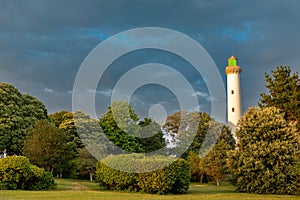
138 118 166 153
99 101 165 154
58 111 83 149
99 101 144 154
0 83 48 155
164 111 207 158
75 147 98 181
49 110 106 178
23 120 76 175
201 140 232 186
228 107 300 194
188 122 234 185
163 111 235 158
259 66 299 128
49 110 69 127
188 151 207 183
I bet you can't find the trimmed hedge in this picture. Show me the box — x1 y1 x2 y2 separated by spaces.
96 154 190 194
0 156 55 190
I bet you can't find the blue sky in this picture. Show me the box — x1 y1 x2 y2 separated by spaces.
0 0 299 122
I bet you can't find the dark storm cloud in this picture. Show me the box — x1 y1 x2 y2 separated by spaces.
0 0 299 119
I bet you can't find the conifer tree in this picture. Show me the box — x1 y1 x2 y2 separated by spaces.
259 66 299 129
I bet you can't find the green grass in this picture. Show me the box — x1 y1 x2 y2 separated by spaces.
0 179 299 200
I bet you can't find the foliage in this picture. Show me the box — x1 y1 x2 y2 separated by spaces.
200 140 232 185
99 101 143 153
188 151 205 182
96 154 190 194
23 120 76 175
71 111 107 159
99 101 165 154
164 111 235 160
259 66 299 128
0 156 55 190
188 123 234 185
228 107 300 195
75 147 98 181
49 110 107 178
164 111 206 158
56 111 83 149
138 118 166 152
0 83 48 155
49 110 69 127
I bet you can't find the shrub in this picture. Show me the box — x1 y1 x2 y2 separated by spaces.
0 156 55 190
96 154 190 194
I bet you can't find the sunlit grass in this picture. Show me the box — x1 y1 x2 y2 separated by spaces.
0 179 299 200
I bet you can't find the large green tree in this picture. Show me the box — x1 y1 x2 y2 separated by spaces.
259 66 299 127
0 83 48 155
99 101 166 154
99 101 144 153
23 120 76 175
228 107 299 195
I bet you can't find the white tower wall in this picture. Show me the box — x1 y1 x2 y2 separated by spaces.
227 73 242 128
225 55 242 137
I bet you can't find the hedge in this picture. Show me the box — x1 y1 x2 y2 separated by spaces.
96 154 190 194
0 156 55 190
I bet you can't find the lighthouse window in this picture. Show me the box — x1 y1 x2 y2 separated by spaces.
231 90 234 94
232 107 235 112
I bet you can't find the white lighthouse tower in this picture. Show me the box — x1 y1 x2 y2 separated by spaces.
226 55 242 136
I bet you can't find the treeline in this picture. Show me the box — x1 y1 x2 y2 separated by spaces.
0 81 235 184
0 66 299 194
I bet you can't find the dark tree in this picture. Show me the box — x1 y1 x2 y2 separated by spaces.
0 83 48 155
138 118 166 153
23 120 76 175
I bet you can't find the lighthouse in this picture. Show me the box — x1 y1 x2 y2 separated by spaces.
225 55 242 136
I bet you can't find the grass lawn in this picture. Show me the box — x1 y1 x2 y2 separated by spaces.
0 179 299 200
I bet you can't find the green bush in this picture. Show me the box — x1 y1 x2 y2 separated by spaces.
0 156 55 190
96 154 190 194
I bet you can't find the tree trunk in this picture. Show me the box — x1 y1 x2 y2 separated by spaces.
199 174 203 184
90 173 93 182
216 178 220 186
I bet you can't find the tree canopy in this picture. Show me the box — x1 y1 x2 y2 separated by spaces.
0 83 48 155
259 66 299 128
23 120 76 175
99 101 166 154
228 107 300 194
163 111 235 158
